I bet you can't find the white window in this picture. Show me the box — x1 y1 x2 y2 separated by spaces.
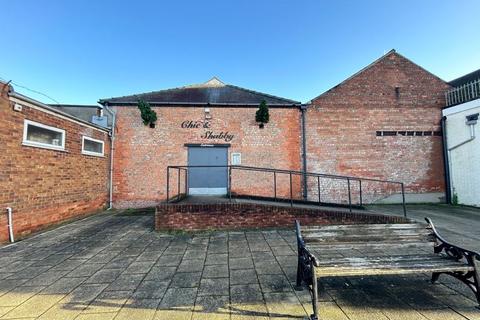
23 120 65 151
82 136 104 157
231 152 241 165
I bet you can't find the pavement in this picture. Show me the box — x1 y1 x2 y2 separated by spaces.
0 205 478 320
368 204 480 252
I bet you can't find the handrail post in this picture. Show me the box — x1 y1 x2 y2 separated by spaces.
166 166 170 203
185 168 188 196
359 179 363 207
347 178 352 213
317 176 321 206
177 167 181 199
401 183 407 218
289 171 293 207
228 166 232 202
273 171 277 201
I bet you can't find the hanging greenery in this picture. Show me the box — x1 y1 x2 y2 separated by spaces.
137 99 157 128
255 100 269 128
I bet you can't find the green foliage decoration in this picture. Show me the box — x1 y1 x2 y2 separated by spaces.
137 99 157 127
255 100 269 128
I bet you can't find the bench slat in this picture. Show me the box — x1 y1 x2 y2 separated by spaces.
315 258 473 276
315 254 456 266
301 223 425 232
302 227 430 238
307 240 433 250
316 265 473 276
303 234 434 244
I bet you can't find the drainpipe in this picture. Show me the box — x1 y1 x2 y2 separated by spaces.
300 104 308 200
103 104 116 210
441 116 451 204
6 207 14 243
446 113 478 203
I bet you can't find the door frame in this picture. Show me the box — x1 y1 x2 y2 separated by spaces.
186 144 230 195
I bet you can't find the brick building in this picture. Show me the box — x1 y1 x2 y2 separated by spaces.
99 50 450 208
99 78 303 209
305 50 451 204
0 81 111 242
0 49 452 241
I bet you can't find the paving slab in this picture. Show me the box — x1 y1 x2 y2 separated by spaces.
170 272 202 288
198 278 229 296
202 264 229 279
230 269 258 285
0 206 478 319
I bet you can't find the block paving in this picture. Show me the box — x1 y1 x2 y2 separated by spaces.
0 210 478 320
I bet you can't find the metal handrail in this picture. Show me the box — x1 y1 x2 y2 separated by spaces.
168 164 403 184
166 165 407 217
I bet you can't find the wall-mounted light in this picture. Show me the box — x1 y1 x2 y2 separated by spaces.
204 107 212 120
13 103 22 112
466 113 479 125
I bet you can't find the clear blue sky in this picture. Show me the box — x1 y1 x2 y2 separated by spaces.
1 0 479 105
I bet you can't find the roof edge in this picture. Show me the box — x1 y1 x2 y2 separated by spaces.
448 68 480 86
309 49 450 102
225 83 300 105
98 79 300 106
49 104 103 108
101 101 301 108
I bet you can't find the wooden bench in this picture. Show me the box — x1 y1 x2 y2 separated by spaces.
295 218 480 320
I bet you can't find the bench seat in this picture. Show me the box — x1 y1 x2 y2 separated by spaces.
295 218 480 320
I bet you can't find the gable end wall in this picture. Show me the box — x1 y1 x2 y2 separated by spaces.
305 52 451 204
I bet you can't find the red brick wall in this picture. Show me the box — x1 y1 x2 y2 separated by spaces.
0 84 110 242
155 202 409 231
305 52 451 203
112 106 302 208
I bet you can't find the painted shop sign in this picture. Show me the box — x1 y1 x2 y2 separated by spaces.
181 120 234 142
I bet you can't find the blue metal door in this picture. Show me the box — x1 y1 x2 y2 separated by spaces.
188 146 228 195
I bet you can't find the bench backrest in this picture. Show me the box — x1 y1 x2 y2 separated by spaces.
300 223 434 250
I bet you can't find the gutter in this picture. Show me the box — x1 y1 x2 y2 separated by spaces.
99 101 301 108
103 104 116 210
301 104 308 200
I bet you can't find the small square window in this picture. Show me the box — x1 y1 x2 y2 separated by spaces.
231 152 241 165
23 120 65 151
82 136 104 157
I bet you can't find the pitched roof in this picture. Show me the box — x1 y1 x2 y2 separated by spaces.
449 68 480 87
309 49 448 102
98 77 300 106
49 104 113 127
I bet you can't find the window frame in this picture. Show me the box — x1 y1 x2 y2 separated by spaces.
81 135 105 157
22 119 66 151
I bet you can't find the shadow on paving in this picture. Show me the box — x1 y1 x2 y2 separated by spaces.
0 210 478 319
